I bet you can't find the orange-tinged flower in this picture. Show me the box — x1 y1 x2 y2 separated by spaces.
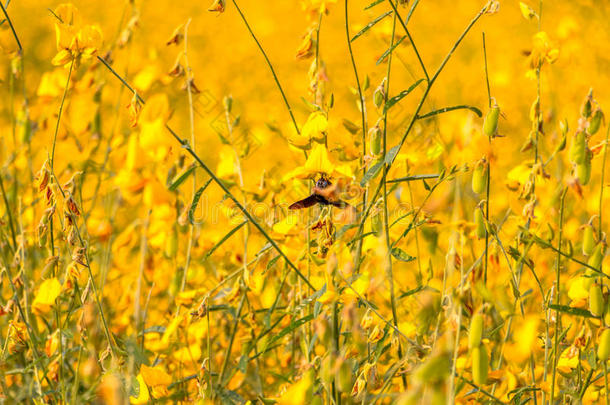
208 0 226 13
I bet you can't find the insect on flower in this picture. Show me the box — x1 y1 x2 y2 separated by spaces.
289 173 350 209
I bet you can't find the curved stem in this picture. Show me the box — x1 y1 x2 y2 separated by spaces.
230 0 300 135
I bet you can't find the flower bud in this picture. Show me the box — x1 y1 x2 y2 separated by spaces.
483 104 500 137
589 283 604 318
468 313 484 350
570 131 587 165
474 207 486 239
588 243 605 271
369 126 382 156
588 109 603 135
576 153 592 186
472 159 488 194
582 225 595 256
472 345 488 385
599 328 610 361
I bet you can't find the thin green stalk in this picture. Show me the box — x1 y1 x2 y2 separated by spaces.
482 32 492 283
345 0 368 271
218 293 246 386
599 124 609 241
97 55 315 291
181 18 197 294
550 187 567 404
230 0 300 134
50 58 74 170
386 0 428 81
0 173 17 250
0 1 22 53
379 11 407 390
353 5 487 271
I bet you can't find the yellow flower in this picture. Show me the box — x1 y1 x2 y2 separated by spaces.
277 372 312 405
51 3 103 65
140 365 172 399
129 373 150 404
529 31 559 69
32 278 62 315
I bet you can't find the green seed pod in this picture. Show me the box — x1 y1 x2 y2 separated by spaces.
474 207 486 239
589 283 604 317
320 355 334 386
588 109 603 135
472 345 488 385
369 126 382 156
483 104 500 137
373 88 384 108
577 157 592 186
598 329 610 361
336 358 353 393
605 301 610 325
570 131 587 165
589 243 605 271
583 225 596 256
472 159 488 194
468 313 484 350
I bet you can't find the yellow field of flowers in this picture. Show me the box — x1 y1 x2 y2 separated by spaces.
0 0 609 403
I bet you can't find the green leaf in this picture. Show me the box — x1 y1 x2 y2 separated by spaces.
383 79 425 113
188 178 213 224
398 285 425 299
391 247 416 262
360 161 384 187
417 105 483 120
204 220 248 259
351 11 392 42
364 0 385 9
385 145 400 165
548 304 594 318
376 35 406 65
267 255 281 270
269 314 314 346
168 165 196 191
387 174 440 183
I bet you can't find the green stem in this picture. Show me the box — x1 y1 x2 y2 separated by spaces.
599 124 609 241
50 58 74 169
0 0 22 53
0 173 17 251
230 0 300 135
345 0 368 271
380 10 407 390
218 293 246 386
550 188 567 405
386 0 428 81
97 55 314 290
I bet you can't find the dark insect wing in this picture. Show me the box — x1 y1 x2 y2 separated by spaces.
289 194 320 210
